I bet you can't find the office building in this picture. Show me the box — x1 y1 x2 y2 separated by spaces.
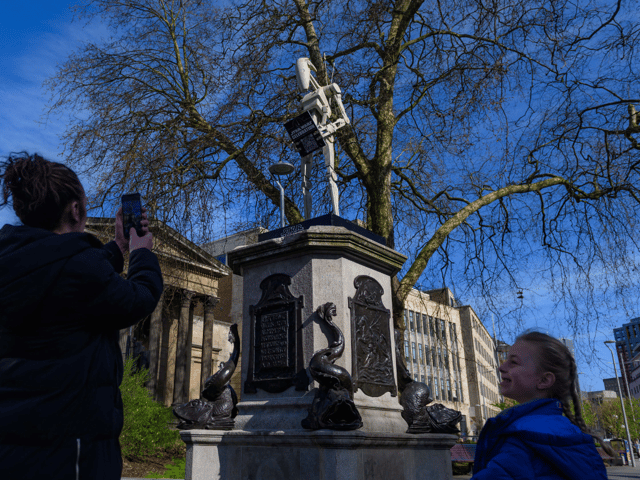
613 317 640 397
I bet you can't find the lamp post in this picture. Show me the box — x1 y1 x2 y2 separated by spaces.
605 340 636 467
269 162 295 228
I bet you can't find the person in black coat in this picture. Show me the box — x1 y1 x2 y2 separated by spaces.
0 153 164 479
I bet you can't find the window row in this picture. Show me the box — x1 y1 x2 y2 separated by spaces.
411 374 462 403
475 338 494 368
404 310 452 344
405 341 450 370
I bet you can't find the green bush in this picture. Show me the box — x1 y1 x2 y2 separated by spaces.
119 356 182 460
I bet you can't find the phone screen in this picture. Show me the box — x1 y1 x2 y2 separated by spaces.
121 193 143 240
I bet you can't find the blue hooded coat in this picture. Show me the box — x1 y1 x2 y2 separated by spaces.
472 398 608 480
0 223 163 479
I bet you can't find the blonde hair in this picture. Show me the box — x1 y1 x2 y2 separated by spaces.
517 331 613 455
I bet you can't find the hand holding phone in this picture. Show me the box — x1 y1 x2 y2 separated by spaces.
116 193 153 254
122 193 145 240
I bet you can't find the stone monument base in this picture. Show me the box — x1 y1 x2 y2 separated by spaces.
179 429 457 480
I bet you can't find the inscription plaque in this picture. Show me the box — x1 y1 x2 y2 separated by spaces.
259 312 289 368
245 274 309 394
349 275 397 397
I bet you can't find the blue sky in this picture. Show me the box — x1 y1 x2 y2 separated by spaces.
0 1 633 394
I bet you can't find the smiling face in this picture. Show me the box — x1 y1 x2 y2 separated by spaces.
499 340 555 404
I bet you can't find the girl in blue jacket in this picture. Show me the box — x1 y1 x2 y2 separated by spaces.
472 331 610 480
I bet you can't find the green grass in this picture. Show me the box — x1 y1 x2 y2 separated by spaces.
145 457 186 479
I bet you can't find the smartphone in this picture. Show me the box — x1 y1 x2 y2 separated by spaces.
121 193 144 240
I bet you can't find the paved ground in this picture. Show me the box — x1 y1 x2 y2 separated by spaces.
123 469 640 480
122 465 640 480
452 465 640 479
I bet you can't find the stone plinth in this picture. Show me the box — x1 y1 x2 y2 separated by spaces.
180 429 457 480
227 225 408 434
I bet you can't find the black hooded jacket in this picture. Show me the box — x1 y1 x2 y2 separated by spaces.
0 223 163 446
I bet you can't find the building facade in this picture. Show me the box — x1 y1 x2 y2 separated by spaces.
614 317 640 398
403 287 501 437
630 346 640 399
603 377 624 397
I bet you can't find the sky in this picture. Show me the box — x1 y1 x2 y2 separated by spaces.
0 1 634 394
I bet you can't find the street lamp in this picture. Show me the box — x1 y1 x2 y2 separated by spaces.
268 162 295 228
605 340 636 467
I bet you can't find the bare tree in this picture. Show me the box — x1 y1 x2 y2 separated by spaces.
47 0 640 342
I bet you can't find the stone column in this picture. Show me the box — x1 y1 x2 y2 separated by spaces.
162 314 178 407
184 297 195 401
174 289 195 405
200 296 220 390
147 289 165 399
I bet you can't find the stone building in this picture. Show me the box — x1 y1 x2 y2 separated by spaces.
584 390 618 404
85 217 232 406
603 377 624 398
402 287 501 437
629 345 640 399
614 317 640 397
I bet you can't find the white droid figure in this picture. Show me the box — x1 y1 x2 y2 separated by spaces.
295 57 350 219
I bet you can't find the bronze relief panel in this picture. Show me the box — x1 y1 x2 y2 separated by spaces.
349 275 397 397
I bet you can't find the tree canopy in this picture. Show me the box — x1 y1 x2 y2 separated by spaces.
47 0 640 342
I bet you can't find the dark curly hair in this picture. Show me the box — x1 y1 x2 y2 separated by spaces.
1 152 85 231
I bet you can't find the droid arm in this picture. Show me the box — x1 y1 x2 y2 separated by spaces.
314 84 350 138
323 84 350 126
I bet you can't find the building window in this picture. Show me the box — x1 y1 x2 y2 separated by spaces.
417 314 422 333
423 314 428 335
419 344 424 362
421 374 425 383
441 378 446 401
434 378 439 399
405 342 410 360
409 311 415 331
412 342 416 361
447 379 452 401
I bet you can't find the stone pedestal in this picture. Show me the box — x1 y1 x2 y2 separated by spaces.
179 223 457 479
181 430 456 480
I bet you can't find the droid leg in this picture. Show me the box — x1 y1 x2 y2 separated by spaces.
323 138 339 217
302 153 313 220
